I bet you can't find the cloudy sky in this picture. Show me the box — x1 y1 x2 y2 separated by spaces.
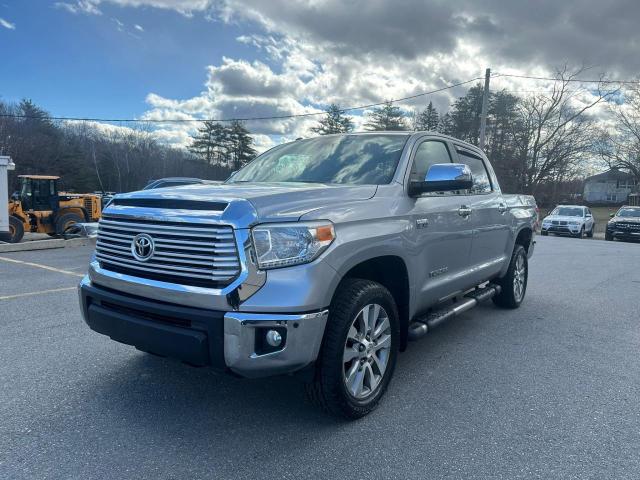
1 0 638 150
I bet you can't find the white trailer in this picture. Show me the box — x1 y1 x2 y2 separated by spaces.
0 156 16 234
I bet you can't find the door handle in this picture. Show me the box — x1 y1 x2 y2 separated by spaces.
458 205 472 217
498 203 507 214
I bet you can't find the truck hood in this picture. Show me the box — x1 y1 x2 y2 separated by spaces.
112 182 378 224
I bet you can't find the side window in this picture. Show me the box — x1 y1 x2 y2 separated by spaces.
456 150 492 194
410 141 451 182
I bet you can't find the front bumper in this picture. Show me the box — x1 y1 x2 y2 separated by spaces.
541 225 581 235
606 227 640 240
79 276 328 378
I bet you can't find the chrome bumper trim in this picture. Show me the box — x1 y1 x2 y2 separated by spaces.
224 310 329 378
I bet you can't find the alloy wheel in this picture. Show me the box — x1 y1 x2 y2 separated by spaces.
513 254 526 302
342 303 392 400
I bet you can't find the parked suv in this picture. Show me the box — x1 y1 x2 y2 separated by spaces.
541 205 594 238
606 206 640 241
79 132 536 418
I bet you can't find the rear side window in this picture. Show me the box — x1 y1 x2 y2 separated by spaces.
456 150 492 194
410 141 452 181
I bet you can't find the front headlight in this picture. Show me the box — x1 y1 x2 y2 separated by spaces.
251 221 336 269
568 221 580 225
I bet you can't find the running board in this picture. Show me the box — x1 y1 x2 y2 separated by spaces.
408 284 502 341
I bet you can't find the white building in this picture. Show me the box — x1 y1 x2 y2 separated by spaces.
583 169 638 205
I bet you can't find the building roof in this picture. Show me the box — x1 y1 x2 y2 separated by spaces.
585 169 634 182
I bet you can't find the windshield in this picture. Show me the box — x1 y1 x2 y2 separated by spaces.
617 208 640 218
551 207 584 217
228 134 409 185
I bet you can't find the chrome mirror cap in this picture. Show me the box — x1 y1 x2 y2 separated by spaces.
425 163 472 183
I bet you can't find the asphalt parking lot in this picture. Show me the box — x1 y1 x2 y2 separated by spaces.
1 236 640 479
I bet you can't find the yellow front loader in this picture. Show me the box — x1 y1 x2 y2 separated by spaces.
1 175 102 243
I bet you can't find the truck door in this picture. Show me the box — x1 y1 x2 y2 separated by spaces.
407 138 474 312
453 146 510 283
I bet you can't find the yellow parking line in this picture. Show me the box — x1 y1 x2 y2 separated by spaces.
0 286 78 301
0 256 84 278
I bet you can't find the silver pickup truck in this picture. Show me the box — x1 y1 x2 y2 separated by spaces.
79 132 535 418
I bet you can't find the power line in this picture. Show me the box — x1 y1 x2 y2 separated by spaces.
493 72 639 85
0 77 483 124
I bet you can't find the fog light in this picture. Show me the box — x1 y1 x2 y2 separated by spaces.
265 330 283 347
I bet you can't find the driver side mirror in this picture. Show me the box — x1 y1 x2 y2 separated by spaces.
610 213 615 218
409 163 473 197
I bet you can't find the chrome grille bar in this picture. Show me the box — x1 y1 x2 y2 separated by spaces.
95 215 241 287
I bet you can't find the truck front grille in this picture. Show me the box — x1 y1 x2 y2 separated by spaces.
95 215 241 288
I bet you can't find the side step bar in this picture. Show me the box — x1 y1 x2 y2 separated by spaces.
408 284 501 341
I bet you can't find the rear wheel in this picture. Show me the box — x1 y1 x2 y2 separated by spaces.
0 216 25 243
493 245 528 309
305 279 399 419
55 212 84 235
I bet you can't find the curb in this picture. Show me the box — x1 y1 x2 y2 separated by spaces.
0 237 93 253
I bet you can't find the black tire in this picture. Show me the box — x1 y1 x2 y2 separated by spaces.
605 232 613 241
587 224 594 238
574 226 584 239
305 278 400 419
55 212 84 235
493 244 528 309
0 216 25 243
541 230 548 236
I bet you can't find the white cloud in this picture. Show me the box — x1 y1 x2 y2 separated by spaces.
54 1 103 15
58 0 631 151
56 0 211 17
0 17 15 29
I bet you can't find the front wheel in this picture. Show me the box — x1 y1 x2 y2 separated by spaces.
605 232 613 241
305 279 399 419
0 216 24 243
587 224 594 238
493 245 528 309
55 212 84 235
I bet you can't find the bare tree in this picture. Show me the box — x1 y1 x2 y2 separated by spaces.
511 66 618 194
596 83 640 181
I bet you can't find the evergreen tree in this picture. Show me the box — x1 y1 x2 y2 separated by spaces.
189 121 224 165
364 101 407 131
189 120 256 169
228 120 257 170
310 104 354 135
448 84 484 144
437 112 454 136
414 101 439 131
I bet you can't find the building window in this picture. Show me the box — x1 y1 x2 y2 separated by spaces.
607 193 618 202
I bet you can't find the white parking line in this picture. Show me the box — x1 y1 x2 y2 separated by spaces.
0 286 78 301
0 256 84 278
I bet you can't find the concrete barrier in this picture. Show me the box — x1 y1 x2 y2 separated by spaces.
0 237 93 253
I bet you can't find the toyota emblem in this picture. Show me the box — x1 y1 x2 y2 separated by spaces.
131 233 155 261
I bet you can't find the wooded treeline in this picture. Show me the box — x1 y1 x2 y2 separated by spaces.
0 100 237 194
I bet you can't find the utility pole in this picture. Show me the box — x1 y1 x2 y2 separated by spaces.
479 68 491 150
